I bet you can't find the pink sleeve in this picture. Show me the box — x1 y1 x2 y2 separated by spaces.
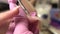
7 0 33 34
13 21 33 34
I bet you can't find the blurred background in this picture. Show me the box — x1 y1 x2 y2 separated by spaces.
0 0 60 34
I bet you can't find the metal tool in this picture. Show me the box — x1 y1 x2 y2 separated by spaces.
17 0 29 15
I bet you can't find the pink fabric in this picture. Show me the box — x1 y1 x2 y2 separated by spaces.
6 0 38 34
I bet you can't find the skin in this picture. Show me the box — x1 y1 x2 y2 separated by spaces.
0 6 19 25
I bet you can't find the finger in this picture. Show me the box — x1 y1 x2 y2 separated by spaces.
0 6 20 22
27 16 40 23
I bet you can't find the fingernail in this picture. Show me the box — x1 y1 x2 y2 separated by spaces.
12 6 20 12
15 6 20 9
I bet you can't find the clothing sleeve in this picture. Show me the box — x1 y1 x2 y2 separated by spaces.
13 21 33 34
7 0 33 34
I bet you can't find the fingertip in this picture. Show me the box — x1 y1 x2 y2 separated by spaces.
10 6 20 15
12 6 20 11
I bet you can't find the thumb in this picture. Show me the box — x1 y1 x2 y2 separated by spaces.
0 6 20 22
27 16 40 23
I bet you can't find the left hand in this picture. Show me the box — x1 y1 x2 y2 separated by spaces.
0 6 19 25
